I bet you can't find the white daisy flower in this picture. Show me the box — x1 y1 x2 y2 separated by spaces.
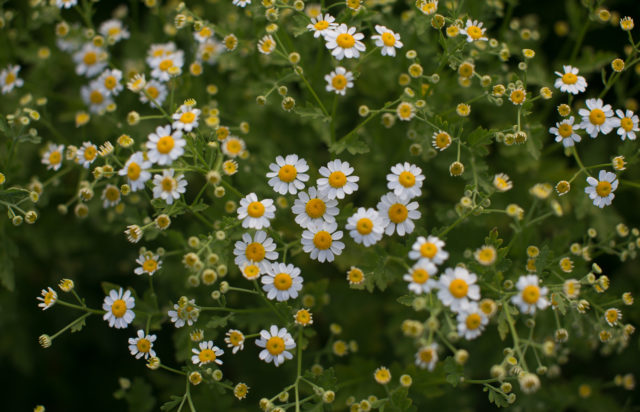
221 136 246 158
42 143 65 171
97 69 123 96
233 0 251 7
81 82 112 113
463 19 488 42
307 14 338 38
225 329 245 354
101 184 121 208
585 169 618 208
604 308 622 327
612 109 639 141
409 236 449 265
291 186 339 229
194 26 215 43
301 221 345 263
56 0 77 8
76 141 98 168
324 24 366 60
140 80 168 108
240 262 262 281
257 35 277 55
578 98 616 138
493 173 513 192
102 288 135 329
262 262 304 301
233 231 278 271
387 162 425 199
255 325 296 367
192 340 224 366
197 38 224 64
554 65 587 95
549 116 581 147
325 66 354 96
168 298 199 328
436 267 480 312
118 152 152 192
99 19 130 43
511 275 549 315
345 207 385 246
134 252 162 276
377 192 421 236
316 159 359 200
371 25 403 57
150 51 184 82
146 42 177 66
396 102 415 121
237 193 276 229
403 261 438 295
456 302 488 340
146 125 186 165
415 343 438 370
152 169 188 205
0 65 24 94
128 330 157 359
37 287 57 310
172 104 201 132
73 43 107 77
266 154 310 195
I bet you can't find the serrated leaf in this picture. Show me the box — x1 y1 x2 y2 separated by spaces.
291 14 311 37
397 295 414 307
497 310 509 341
70 316 86 333
294 104 330 122
206 313 233 329
160 395 183 411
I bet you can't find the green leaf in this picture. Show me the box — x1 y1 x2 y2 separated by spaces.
206 313 233 329
291 14 311 37
295 104 330 122
328 135 369 155
125 377 156 412
160 395 183 411
397 295 414 307
70 316 86 333
443 357 463 387
497 309 509 341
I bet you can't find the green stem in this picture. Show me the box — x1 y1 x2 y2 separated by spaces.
56 300 105 315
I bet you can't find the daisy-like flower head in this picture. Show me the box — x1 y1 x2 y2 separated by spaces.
134 252 162 276
432 130 452 151
377 192 421 236
347 266 365 285
152 169 188 205
511 275 549 315
118 152 152 192
585 169 618 208
374 366 391 384
301 221 345 263
128 330 157 359
324 24 366 60
509 87 526 105
97 69 123 96
102 288 135 329
42 143 65 171
549 116 581 147
150 51 184 82
221 136 246 158
346 207 385 247
456 302 488 340
76 141 98 168
146 42 177 66
294 308 313 326
316 159 359 200
233 231 278 271
233 0 251 7
225 329 245 354
257 35 276 55
81 82 112 114
255 325 296 367
493 173 513 192
554 65 587 94
387 162 425 199
437 266 480 312
292 186 339 229
474 245 497 266
194 26 214 43
612 109 639 141
463 19 488 42
266 154 310 195
192 340 224 366
73 43 107 77
371 25 403 57
146 125 186 165
172 104 201 132
0 65 24 94
37 287 57 310
325 66 354 96
102 184 121 208
198 38 224 64
237 193 276 229
396 102 416 121
415 343 438 370
417 0 438 15
307 14 338 38
99 19 130 43
168 297 199 328
241 261 262 281
604 307 622 327
578 98 616 138
56 0 78 8
403 261 438 295
409 235 449 264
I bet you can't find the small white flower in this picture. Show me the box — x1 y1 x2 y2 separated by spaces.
81 82 112 113
307 14 338 38
76 141 98 168
324 24 366 60
233 231 278 271
409 236 449 265
371 25 403 57
152 169 188 205
99 19 130 43
237 193 276 229
134 252 162 276
325 66 354 96
511 275 549 314
585 169 618 208
146 125 186 165
172 104 200 132
493 173 513 192
415 343 438 370
233 0 251 7
266 154 310 195
101 184 121 208
37 287 57 310
386 162 425 199
225 329 245 354
221 136 246 158
456 302 488 340
102 288 135 329
0 65 24 94
291 186 340 229
377 192 421 236
463 19 488 42
301 221 345 263
577 98 616 138
119 152 152 191
146 42 177 66
257 35 276 55
150 51 184 82
73 43 107 77
256 325 296 367
549 116 581 147
42 143 65 171
168 298 199 328
128 330 157 359
316 159 359 200
345 207 385 247
403 261 438 295
194 26 215 43
262 262 304 301
192 340 224 366
437 267 481 312
611 109 639 141
554 65 587 95
97 68 123 96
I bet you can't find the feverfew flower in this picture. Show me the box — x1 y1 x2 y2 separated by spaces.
99 19 130 43
456 302 488 340
134 252 162 276
76 141 98 168
0 65 24 94
37 287 57 310
81 82 113 114
97 69 124 96
549 116 581 147
325 66 354 95
73 43 107 77
146 125 186 165
192 340 224 366
437 267 480 312
262 262 304 301
152 169 188 205
172 104 200 132
612 109 639 140
102 288 135 329
585 169 618 208
225 329 245 354
511 275 549 315
237 193 276 229
140 81 167 107
168 298 199 328
316 159 359 200
493 173 513 192
292 186 339 229
150 51 184 82
324 24 366 60
221 136 246 158
257 35 276 55
403 261 438 295
371 25 403 57
463 19 488 42
415 344 438 370
377 192 421 236
256 325 296 367
128 330 157 359
42 143 65 171
345 207 385 247
233 231 278 271
307 14 337 38
266 154 310 195
386 162 425 199
554 65 587 95
578 98 616 138
233 0 251 7
118 152 152 191
102 184 121 208
409 236 449 265
194 26 214 43
301 221 345 262
56 0 77 8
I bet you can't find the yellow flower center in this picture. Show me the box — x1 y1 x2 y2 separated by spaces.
522 285 540 304
561 72 577 85
161 177 175 192
332 74 347 90
142 259 158 273
435 132 451 148
278 165 297 182
5 72 16 84
467 26 483 40
313 230 332 250
226 139 242 154
398 103 413 119
348 268 364 283
558 123 573 138
146 86 159 99
180 112 196 123
605 309 619 324
107 27 121 37
158 59 173 71
245 242 266 262
381 32 396 47
336 33 355 48
44 291 56 305
105 186 120 201
84 146 97 160
314 20 329 30
89 90 104 104
510 90 525 104
247 201 265 218
589 108 605 125
243 264 260 279
83 51 97 65
356 217 373 235
412 268 429 284
136 338 151 353
419 348 433 362
199 27 212 38
620 117 634 132
49 151 62 165
465 313 482 330
328 171 347 188
388 203 408 224
111 299 127 317
228 332 243 346
398 171 416 188
104 76 117 90
266 336 285 355
305 198 326 218
420 242 437 258
595 181 612 197
260 40 274 53
477 248 495 263
449 278 469 298
458 64 474 77
198 348 216 364
127 162 141 180
157 136 175 154
296 310 311 324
